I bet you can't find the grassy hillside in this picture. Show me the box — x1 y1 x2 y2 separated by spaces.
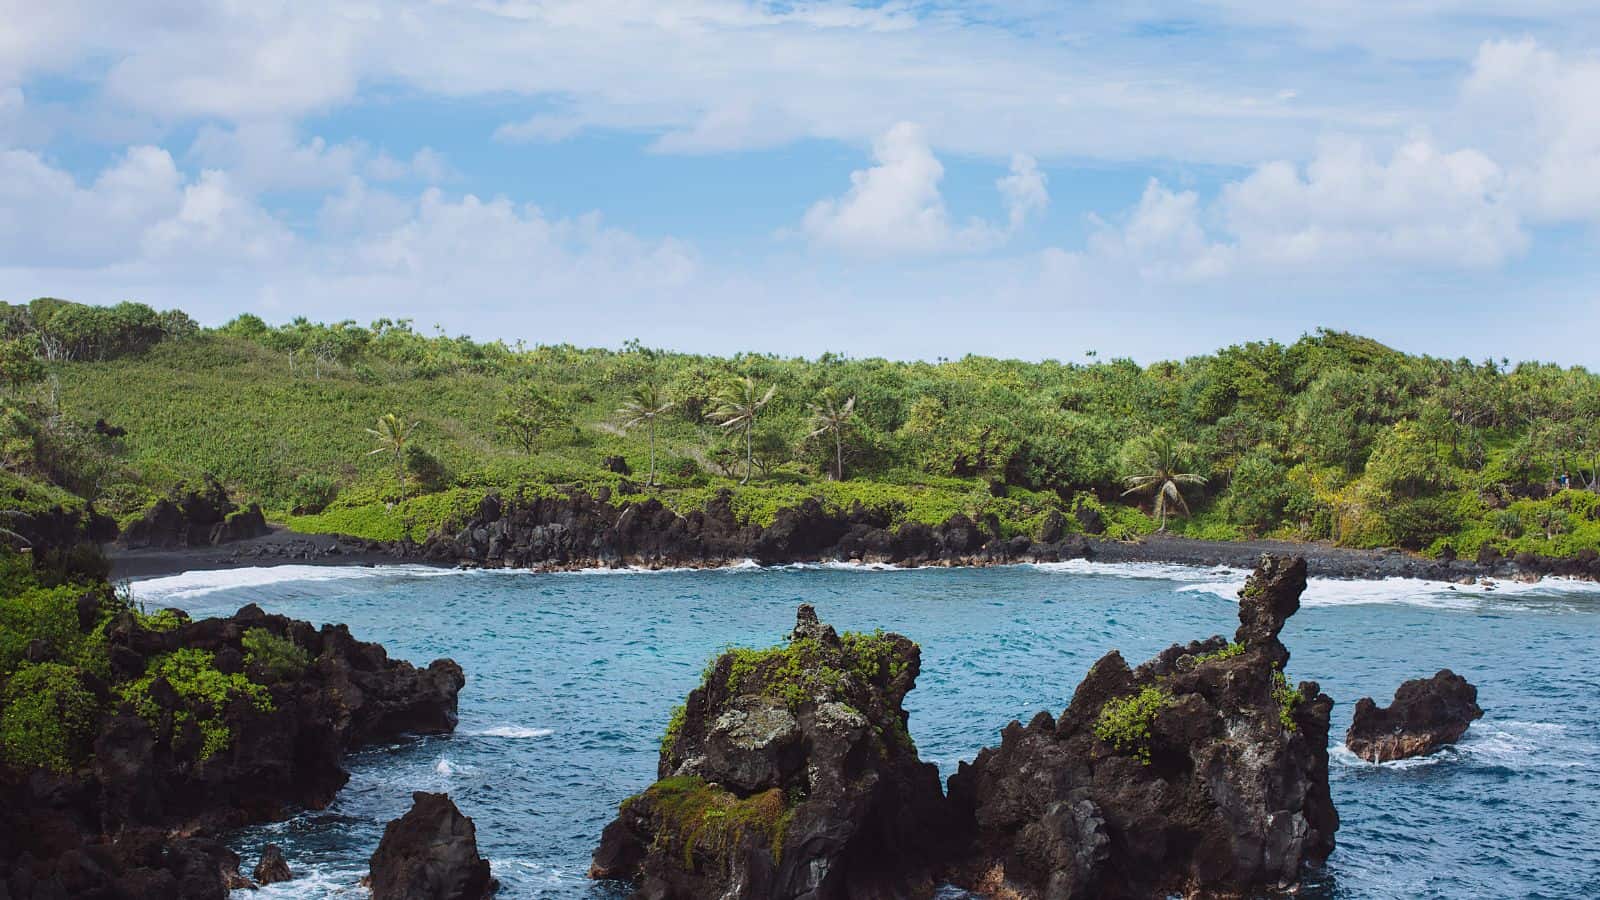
7 298 1600 558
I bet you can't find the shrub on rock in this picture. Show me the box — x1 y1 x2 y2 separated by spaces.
591 604 950 899
945 555 1338 897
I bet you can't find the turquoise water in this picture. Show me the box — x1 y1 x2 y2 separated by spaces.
135 561 1600 899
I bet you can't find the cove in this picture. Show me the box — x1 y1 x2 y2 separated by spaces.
134 561 1600 898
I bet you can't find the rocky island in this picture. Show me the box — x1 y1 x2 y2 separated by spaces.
1345 669 1484 763
593 555 1338 898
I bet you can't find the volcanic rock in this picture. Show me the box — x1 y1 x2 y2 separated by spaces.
117 476 270 549
0 604 464 899
368 792 497 900
590 604 950 899
945 555 1338 898
253 843 293 885
1345 669 1483 762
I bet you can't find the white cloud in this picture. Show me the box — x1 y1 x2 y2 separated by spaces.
801 122 1046 257
1461 38 1600 224
998 154 1049 232
1088 136 1526 281
0 145 185 266
1088 180 1234 282
1222 137 1525 268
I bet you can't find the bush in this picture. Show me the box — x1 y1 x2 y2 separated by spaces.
242 628 309 681
118 648 273 761
1 662 100 772
1093 685 1172 764
289 473 338 515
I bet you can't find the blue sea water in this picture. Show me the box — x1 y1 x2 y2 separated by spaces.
133 561 1600 899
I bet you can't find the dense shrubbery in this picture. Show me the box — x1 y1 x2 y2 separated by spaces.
9 297 1600 558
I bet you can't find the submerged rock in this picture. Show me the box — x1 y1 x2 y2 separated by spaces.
590 604 950 899
946 555 1338 898
368 792 497 900
253 843 293 885
1345 669 1483 763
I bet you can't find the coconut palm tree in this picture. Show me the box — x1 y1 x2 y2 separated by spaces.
712 376 775 485
366 413 419 502
1121 434 1207 531
619 385 674 486
807 394 857 481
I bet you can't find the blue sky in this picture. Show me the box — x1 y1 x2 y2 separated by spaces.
3 2 1600 365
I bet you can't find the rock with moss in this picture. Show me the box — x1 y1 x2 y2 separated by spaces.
590 604 951 898
116 476 268 550
0 599 464 899
945 555 1338 898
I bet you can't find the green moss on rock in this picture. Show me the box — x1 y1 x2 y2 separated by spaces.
117 647 273 761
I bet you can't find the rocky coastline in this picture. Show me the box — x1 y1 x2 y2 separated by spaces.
110 489 1600 585
0 602 464 898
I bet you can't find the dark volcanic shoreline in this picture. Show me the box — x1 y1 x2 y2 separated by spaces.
108 494 1598 586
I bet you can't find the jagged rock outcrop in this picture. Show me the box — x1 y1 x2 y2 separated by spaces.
0 604 463 899
253 843 293 885
590 604 951 899
117 477 269 550
946 555 1338 898
368 792 496 900
1345 669 1483 763
422 490 1089 571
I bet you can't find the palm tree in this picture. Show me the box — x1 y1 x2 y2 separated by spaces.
807 394 857 480
619 385 674 486
366 413 419 502
712 376 775 485
1121 434 1207 531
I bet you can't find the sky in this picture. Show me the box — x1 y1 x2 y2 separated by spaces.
3 1 1600 366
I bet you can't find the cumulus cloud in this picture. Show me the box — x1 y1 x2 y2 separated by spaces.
801 123 1047 257
1089 180 1233 282
1461 38 1600 224
0 144 699 334
0 145 184 266
1088 136 1526 281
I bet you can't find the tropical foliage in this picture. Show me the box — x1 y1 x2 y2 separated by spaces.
6 299 1600 559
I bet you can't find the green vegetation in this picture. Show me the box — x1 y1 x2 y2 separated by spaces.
242 627 310 681
118 648 274 761
0 662 100 772
1272 669 1304 732
660 702 687 755
622 775 794 869
1094 685 1173 765
6 298 1600 560
1193 641 1246 664
1121 432 1208 531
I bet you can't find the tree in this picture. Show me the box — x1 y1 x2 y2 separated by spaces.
495 387 570 456
0 339 45 395
1121 433 1207 531
366 413 419 502
806 394 856 480
712 376 775 485
618 385 673 486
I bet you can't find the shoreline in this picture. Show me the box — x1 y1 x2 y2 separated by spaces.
108 526 1558 586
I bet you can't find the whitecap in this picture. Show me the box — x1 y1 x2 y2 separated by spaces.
1179 572 1600 611
231 865 367 897
465 725 553 739
130 563 454 603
